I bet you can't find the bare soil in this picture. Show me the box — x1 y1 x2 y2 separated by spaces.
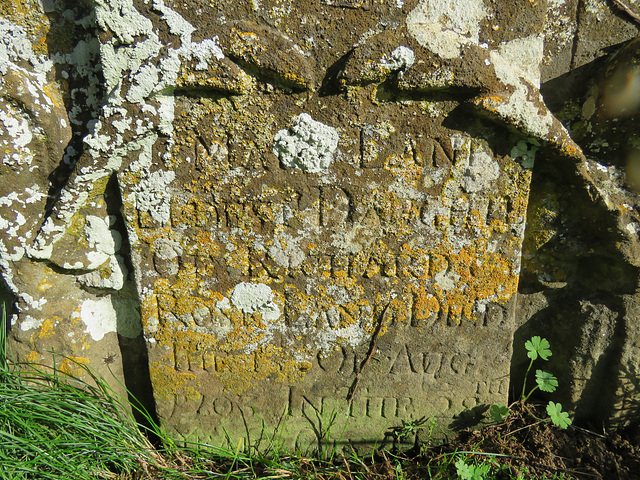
402 402 640 479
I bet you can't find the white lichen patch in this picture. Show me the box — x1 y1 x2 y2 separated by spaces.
19 315 45 332
0 17 50 80
76 255 129 290
487 36 557 139
33 0 230 256
434 269 462 291
95 0 154 45
268 236 306 269
380 46 415 71
407 0 487 59
230 282 281 322
273 113 339 173
0 186 49 275
491 35 544 89
181 37 225 70
312 321 369 352
213 282 289 354
19 292 47 310
129 169 176 224
1 107 32 152
84 215 122 269
459 151 500 193
76 296 141 341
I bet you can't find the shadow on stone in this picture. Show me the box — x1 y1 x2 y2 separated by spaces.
448 404 490 432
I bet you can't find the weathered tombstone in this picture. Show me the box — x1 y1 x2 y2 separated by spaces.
0 0 152 411
3 0 607 449
517 11 640 429
69 0 574 448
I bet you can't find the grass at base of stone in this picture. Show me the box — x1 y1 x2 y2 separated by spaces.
0 358 546 480
2 302 635 480
0 362 156 480
0 353 522 480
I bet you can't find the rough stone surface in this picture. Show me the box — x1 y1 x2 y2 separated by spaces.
516 31 640 429
0 0 153 415
2 0 640 450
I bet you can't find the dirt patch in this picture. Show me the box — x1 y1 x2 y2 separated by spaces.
406 402 640 479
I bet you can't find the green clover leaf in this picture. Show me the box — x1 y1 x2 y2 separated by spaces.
455 459 473 479
490 403 510 423
455 458 491 480
547 401 572 429
525 336 552 361
535 370 558 393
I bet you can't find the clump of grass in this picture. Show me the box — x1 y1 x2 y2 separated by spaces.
0 302 296 480
0 301 159 480
0 364 158 479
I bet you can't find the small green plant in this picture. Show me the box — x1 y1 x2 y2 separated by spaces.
521 336 555 402
489 403 510 423
546 401 572 430
388 416 429 441
491 336 572 430
455 456 492 480
454 453 513 480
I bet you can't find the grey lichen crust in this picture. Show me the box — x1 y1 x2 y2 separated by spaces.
273 113 339 173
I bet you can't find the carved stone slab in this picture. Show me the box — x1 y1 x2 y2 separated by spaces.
134 81 528 445
5 0 640 443
11 0 560 449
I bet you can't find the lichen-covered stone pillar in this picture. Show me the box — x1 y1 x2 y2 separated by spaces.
2 0 587 449
0 0 153 413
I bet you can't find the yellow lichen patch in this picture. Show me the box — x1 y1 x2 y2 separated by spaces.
282 71 307 87
37 318 57 339
473 95 506 114
436 240 520 321
25 350 41 363
37 280 54 292
408 283 440 321
42 82 66 110
560 141 584 160
59 356 90 377
213 344 307 395
141 290 160 329
224 239 251 276
0 0 50 55
64 213 89 244
149 362 201 403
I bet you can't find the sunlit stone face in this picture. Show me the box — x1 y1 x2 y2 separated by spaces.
123 6 533 444
17 0 543 447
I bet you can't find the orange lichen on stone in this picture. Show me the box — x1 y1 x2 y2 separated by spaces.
42 83 65 109
213 344 308 395
149 361 201 403
410 283 440 321
25 350 41 363
474 96 506 112
0 0 50 55
37 280 54 292
37 318 57 339
59 356 90 377
560 141 584 159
